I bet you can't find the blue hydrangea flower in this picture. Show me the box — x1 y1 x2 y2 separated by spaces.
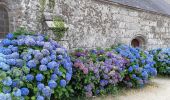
25 36 36 46
66 73 72 81
47 61 58 69
48 80 57 89
6 59 16 66
42 86 52 97
11 47 18 52
2 86 11 93
27 60 37 68
16 59 24 67
37 83 45 91
11 40 18 45
33 50 43 60
7 52 19 59
13 89 21 97
6 33 14 39
2 77 12 86
128 66 133 73
5 93 11 100
36 74 44 81
2 39 11 46
2 48 12 55
51 74 58 81
22 53 32 61
41 49 50 56
21 88 29 96
43 42 53 50
12 80 20 87
60 79 66 87
37 35 44 41
0 93 6 100
57 55 63 60
50 55 56 61
26 74 34 81
40 57 49 65
0 62 10 71
39 65 47 71
17 39 25 45
142 71 148 79
37 95 44 100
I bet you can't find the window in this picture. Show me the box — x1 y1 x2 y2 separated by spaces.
0 6 9 38
131 36 146 49
131 39 140 48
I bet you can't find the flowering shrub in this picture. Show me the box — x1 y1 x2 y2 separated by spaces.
115 45 157 87
70 48 128 97
150 48 170 75
0 32 73 100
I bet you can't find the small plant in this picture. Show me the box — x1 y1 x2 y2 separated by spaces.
150 48 170 75
52 17 68 41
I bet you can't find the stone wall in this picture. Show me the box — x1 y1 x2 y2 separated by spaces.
4 0 170 49
6 0 41 32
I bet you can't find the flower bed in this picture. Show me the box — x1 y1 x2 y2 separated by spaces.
115 45 157 87
70 48 129 97
0 31 160 99
150 48 170 75
0 32 73 100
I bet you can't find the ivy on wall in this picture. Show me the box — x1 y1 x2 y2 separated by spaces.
39 0 55 12
39 0 68 41
52 17 68 41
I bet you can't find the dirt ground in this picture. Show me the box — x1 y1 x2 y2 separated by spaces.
93 77 170 100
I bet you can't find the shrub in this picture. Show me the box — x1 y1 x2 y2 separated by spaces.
150 48 170 75
70 48 128 97
0 32 73 100
115 45 157 87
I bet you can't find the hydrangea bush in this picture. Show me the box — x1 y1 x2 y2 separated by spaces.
115 45 157 87
0 32 73 100
70 48 128 97
150 48 170 75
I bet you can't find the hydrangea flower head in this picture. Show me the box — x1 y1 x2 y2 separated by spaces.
21 88 29 96
48 80 57 89
6 33 14 39
60 79 66 87
36 74 44 82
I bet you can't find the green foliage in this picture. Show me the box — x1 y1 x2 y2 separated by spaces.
13 27 34 38
52 17 68 41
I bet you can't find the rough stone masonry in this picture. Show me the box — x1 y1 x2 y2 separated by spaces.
1 0 170 49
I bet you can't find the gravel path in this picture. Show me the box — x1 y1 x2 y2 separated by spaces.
93 77 170 100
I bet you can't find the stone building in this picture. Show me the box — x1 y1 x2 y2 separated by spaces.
0 0 170 50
